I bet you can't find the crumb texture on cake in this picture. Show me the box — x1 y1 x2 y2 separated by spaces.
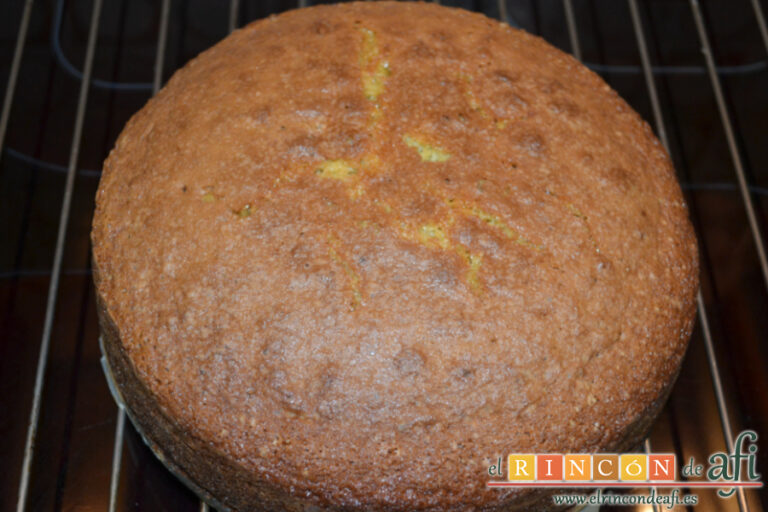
92 2 699 510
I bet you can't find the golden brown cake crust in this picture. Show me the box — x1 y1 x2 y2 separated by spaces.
91 2 699 510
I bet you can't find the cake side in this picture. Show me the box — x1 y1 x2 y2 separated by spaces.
97 277 686 511
91 2 699 510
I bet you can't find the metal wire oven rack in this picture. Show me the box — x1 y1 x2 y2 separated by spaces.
1 0 767 511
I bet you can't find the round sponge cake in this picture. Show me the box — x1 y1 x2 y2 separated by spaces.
91 2 699 510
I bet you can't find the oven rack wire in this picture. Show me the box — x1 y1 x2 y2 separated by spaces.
2 1 766 511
